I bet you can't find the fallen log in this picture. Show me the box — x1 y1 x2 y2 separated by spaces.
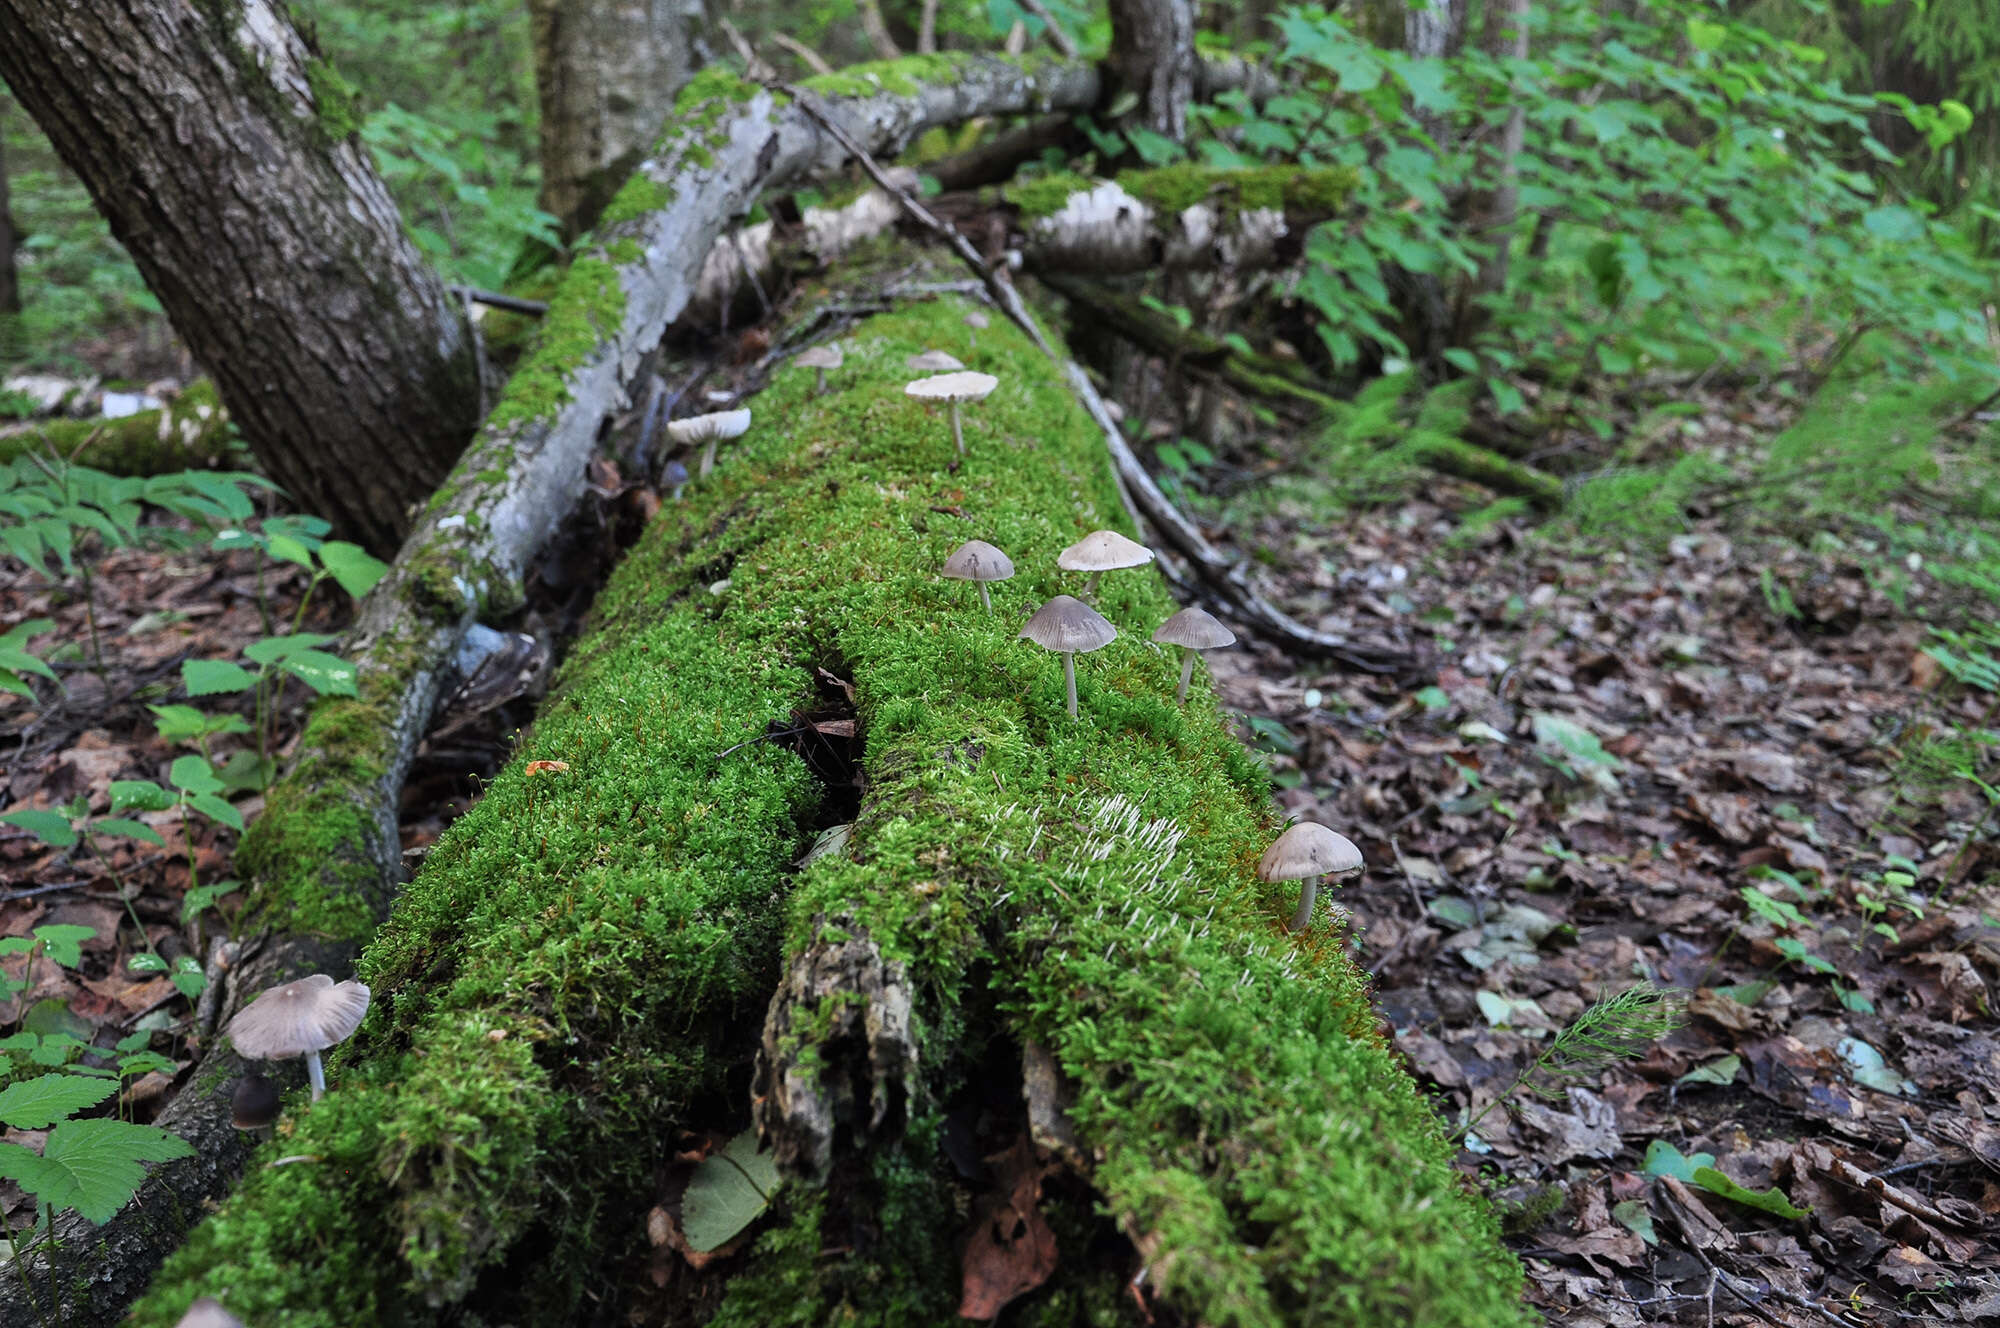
0 381 235 473
129 287 1526 1328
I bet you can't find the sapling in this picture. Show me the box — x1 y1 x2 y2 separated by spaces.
1464 983 1683 1136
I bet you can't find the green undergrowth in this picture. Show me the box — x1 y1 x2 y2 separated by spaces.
132 295 1520 1326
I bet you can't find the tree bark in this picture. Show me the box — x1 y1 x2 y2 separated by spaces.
0 123 18 317
1471 0 1530 303
0 0 482 557
1108 0 1198 139
529 0 713 240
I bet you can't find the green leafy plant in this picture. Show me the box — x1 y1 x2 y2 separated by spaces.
0 1074 192 1228
1466 983 1683 1135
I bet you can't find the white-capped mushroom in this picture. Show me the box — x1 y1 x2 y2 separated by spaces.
175 1299 247 1328
668 408 752 479
1020 595 1117 718
795 344 844 394
964 310 990 353
905 371 999 456
941 539 1015 613
1258 823 1364 931
1058 529 1154 598
1153 606 1237 705
226 973 370 1101
907 349 965 372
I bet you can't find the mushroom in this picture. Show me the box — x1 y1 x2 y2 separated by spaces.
905 371 999 456
226 973 371 1101
1153 606 1237 705
964 310 989 353
941 539 1015 613
663 458 690 501
1058 529 1154 599
175 1299 247 1328
1258 822 1364 932
795 343 843 394
1019 595 1117 719
906 349 965 372
231 1073 281 1130
668 408 752 479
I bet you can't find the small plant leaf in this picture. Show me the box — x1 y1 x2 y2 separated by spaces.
1641 1140 1715 1183
33 925 99 969
0 808 76 848
109 780 175 813
169 756 224 796
182 659 255 697
187 792 245 833
681 1128 781 1253
318 540 390 598
0 1073 116 1129
1691 1166 1809 1220
31 1117 195 1224
94 818 166 847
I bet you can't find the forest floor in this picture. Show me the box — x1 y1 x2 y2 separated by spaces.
2 357 1998 1326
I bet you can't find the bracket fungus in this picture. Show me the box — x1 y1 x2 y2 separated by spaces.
1153 606 1237 704
906 349 965 372
1258 822 1364 932
941 539 1015 613
1058 529 1155 598
1020 594 1117 718
226 973 370 1101
795 343 844 394
668 407 752 479
905 371 999 456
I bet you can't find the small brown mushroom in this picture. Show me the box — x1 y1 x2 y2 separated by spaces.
1257 823 1363 932
795 343 844 394
667 408 752 479
1019 595 1117 718
231 1073 282 1130
905 371 999 456
906 349 965 372
1153 606 1237 705
226 974 371 1101
1057 529 1154 598
941 539 1015 613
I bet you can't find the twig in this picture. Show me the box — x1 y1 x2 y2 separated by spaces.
1016 0 1080 58
856 0 901 58
445 285 548 317
717 18 777 80
768 31 835 76
781 85 1413 675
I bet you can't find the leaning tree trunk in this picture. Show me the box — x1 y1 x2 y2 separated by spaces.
530 0 713 240
1469 0 1530 308
0 0 481 557
128 273 1527 1328
1108 0 1198 139
0 123 17 317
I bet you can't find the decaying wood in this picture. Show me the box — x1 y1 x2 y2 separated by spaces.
1014 176 1342 275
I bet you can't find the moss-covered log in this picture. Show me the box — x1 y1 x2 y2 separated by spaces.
0 381 235 473
129 294 1524 1327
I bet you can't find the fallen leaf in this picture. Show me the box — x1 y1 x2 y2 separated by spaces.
958 1135 1058 1320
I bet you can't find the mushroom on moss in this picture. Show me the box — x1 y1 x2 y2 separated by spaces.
907 349 965 372
1153 606 1236 705
231 1073 281 1130
1059 529 1154 599
941 539 1014 613
795 343 844 394
964 310 989 353
226 973 370 1101
1258 822 1364 932
663 458 690 501
175 1299 247 1328
1020 594 1117 718
905 371 999 456
668 407 752 479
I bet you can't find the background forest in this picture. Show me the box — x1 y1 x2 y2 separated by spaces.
3 0 2000 1325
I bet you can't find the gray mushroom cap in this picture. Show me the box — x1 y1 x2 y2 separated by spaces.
176 1299 247 1328
964 311 990 330
1256 823 1363 882
227 974 371 1060
942 539 1015 582
1019 595 1117 655
663 459 690 487
907 349 965 372
1058 529 1154 574
795 344 844 370
665 408 752 445
904 371 997 404
1153 606 1236 651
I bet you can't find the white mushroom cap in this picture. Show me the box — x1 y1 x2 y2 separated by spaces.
795 344 844 370
907 350 966 372
1256 823 1363 883
176 1300 247 1328
1019 595 1117 655
905 371 998 404
1058 530 1154 574
1153 606 1236 651
665 408 752 444
964 311 990 329
942 539 1015 583
227 974 371 1060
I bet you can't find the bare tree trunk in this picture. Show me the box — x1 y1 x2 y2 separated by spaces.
1472 0 1530 302
1109 0 1198 138
0 0 481 557
0 125 18 317
529 0 712 240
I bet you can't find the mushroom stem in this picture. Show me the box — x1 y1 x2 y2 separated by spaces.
1289 875 1321 932
978 581 992 613
950 402 965 456
304 1049 326 1101
1176 650 1197 706
1063 652 1078 718
1083 570 1102 598
815 367 827 395
672 483 685 501
699 438 719 478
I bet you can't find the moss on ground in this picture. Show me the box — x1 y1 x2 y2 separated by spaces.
131 296 1522 1327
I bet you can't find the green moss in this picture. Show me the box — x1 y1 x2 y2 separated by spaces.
797 51 970 100
132 293 1521 1328
481 255 627 433
1118 164 1360 215
1007 171 1095 220
595 173 672 230
303 59 362 142
0 380 238 474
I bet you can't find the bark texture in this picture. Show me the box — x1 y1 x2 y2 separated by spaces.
1471 0 1531 302
0 128 17 316
530 0 712 239
0 0 481 557
1108 0 1198 138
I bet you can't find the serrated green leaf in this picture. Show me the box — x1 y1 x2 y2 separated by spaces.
1691 1166 1808 1220
266 533 314 570
181 658 256 697
170 956 205 1001
0 1074 117 1129
281 650 357 697
33 925 99 968
243 633 337 665
169 756 223 796
0 619 53 651
681 1128 780 1252
187 792 244 832
0 809 76 848
318 541 389 599
109 780 174 813
93 818 166 847
32 1118 194 1223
